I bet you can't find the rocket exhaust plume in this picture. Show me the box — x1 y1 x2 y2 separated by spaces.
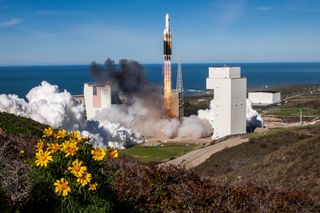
164 61 172 118
163 13 173 118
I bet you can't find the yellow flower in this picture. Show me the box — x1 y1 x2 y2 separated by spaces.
68 159 87 177
54 178 71 197
35 150 53 167
61 140 78 157
107 147 119 159
91 147 106 161
36 140 44 150
43 127 54 138
77 172 91 186
47 143 60 153
69 131 81 143
19 149 25 155
89 183 98 191
55 129 67 139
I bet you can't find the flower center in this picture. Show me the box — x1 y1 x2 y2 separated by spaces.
68 147 76 153
74 164 80 172
81 174 87 180
40 155 47 161
61 183 68 190
95 150 102 157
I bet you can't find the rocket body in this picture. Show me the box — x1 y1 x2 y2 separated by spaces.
163 13 173 118
163 13 172 61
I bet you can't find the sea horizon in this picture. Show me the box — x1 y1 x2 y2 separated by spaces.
1 62 320 97
1 61 320 67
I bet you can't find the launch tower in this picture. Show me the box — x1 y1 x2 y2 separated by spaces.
173 57 184 120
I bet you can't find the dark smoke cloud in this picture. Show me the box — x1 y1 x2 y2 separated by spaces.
89 58 163 108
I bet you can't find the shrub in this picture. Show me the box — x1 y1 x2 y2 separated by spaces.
27 127 119 212
111 162 320 212
0 130 36 211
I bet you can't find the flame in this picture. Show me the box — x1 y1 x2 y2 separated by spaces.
164 61 172 118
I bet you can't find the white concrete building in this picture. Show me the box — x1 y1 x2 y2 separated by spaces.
248 91 281 106
206 67 247 139
84 83 111 120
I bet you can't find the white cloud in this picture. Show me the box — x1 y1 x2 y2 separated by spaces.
255 7 273 11
255 6 320 12
0 18 21 28
211 0 248 26
283 8 320 12
37 10 84 16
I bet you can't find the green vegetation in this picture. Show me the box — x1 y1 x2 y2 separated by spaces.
260 91 320 121
244 125 309 140
121 143 198 163
184 93 211 116
0 112 47 137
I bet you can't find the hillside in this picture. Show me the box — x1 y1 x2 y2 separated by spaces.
1 112 320 212
195 124 320 203
0 112 47 137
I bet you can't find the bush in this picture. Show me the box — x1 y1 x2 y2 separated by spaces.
25 127 119 212
0 130 36 211
111 162 320 212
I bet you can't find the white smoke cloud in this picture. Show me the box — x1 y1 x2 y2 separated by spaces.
198 100 215 128
0 81 263 147
246 99 264 128
95 97 212 139
0 81 142 149
178 115 212 138
25 82 84 130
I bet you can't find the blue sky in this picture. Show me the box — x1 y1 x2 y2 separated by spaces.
0 0 320 65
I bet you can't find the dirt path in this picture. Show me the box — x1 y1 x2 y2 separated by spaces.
162 136 248 169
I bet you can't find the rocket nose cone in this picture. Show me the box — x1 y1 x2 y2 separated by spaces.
165 13 170 29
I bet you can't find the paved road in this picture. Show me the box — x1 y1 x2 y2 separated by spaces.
163 136 248 169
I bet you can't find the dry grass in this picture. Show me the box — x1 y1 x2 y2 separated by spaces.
195 124 320 204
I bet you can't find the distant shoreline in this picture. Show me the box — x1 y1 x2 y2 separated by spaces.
187 83 320 97
1 61 320 67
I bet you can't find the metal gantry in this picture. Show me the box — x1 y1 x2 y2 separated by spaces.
176 57 184 93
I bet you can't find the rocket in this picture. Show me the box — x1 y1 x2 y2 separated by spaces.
163 13 173 118
163 13 172 61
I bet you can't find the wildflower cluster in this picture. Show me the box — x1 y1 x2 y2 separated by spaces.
34 127 118 197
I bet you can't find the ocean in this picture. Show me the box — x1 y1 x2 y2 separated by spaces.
0 62 320 97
